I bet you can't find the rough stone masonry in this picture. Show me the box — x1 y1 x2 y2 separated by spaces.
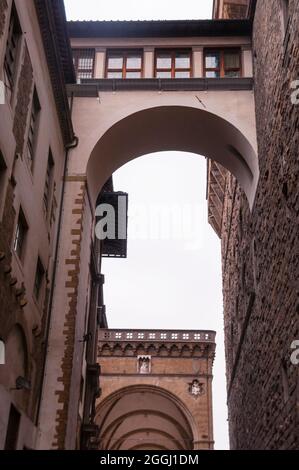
222 0 299 450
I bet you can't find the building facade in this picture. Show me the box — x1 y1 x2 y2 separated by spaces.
0 0 298 451
95 329 215 451
0 0 75 450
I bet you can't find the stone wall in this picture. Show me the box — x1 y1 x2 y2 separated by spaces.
13 45 33 155
0 0 8 37
222 0 299 449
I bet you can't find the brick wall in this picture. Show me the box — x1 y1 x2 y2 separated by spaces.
53 181 86 450
222 0 299 449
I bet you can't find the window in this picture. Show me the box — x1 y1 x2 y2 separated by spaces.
4 405 21 450
106 50 143 79
155 50 192 78
4 3 22 93
204 49 241 78
13 208 28 260
27 87 41 167
43 150 54 213
34 258 44 300
72 48 95 80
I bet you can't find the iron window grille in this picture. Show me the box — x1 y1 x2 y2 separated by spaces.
73 48 95 80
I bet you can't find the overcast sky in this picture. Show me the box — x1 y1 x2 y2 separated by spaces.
65 0 213 20
64 0 229 450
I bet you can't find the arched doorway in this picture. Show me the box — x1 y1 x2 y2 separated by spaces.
95 385 196 451
85 105 258 208
39 96 258 449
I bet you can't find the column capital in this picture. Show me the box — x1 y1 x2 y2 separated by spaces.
95 47 106 53
144 46 155 53
192 46 204 52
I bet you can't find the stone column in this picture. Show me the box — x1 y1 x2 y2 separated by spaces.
94 47 106 79
242 46 253 77
192 46 204 78
144 47 154 78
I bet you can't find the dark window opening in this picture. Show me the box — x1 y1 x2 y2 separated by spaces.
43 149 54 214
34 257 45 300
106 50 143 79
13 208 28 261
72 48 95 80
204 48 241 78
4 3 22 93
0 150 7 204
27 87 41 167
155 50 192 79
5 405 21 450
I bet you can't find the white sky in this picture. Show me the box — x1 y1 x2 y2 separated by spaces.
65 0 213 21
64 0 229 451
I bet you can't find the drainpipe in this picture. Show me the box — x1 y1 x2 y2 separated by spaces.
36 92 78 427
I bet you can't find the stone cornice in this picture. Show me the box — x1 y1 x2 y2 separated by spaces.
34 0 75 145
67 77 253 96
98 329 216 343
98 329 216 359
68 19 253 39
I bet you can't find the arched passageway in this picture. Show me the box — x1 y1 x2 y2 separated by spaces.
39 94 258 449
95 386 196 451
84 105 258 208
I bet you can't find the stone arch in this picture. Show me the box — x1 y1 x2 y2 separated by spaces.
112 344 122 356
124 344 134 356
85 105 259 209
101 344 111 356
95 384 198 451
170 345 180 357
136 343 146 355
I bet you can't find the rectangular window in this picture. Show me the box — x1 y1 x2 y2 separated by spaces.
4 3 22 93
204 48 241 78
13 208 28 261
155 50 192 79
4 405 21 450
34 257 44 300
43 149 54 213
27 87 41 167
72 48 95 80
106 50 143 79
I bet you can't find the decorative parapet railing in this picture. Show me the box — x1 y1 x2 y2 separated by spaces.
98 329 216 344
67 77 253 97
97 329 216 360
